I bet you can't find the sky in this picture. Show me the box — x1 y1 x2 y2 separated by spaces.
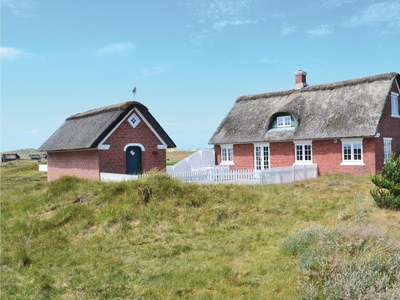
1 0 400 152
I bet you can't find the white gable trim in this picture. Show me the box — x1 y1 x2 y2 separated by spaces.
98 109 134 150
98 108 168 150
394 77 400 94
135 109 168 149
123 143 145 151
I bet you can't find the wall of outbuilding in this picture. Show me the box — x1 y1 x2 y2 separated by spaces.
99 110 167 174
47 150 100 182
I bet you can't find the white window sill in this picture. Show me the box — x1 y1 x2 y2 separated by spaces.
268 127 295 132
220 161 234 165
391 114 400 118
340 161 365 166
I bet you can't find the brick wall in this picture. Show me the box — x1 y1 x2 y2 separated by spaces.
47 150 100 181
99 110 167 174
214 138 379 176
374 82 400 172
313 139 376 176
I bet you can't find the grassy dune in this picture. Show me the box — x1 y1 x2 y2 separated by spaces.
1 160 399 299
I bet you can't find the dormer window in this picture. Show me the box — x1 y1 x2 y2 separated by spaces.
269 114 296 131
277 116 291 127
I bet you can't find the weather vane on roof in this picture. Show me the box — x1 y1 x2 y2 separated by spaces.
132 86 137 100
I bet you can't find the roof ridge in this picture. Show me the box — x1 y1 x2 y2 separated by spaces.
66 101 138 120
236 72 397 103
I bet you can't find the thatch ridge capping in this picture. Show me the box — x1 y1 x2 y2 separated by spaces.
67 101 146 120
236 72 397 103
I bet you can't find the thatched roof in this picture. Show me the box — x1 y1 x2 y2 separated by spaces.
209 72 399 145
39 101 176 151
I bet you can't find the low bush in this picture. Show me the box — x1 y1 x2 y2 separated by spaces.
371 152 400 210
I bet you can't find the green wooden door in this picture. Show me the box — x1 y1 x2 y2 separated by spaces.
126 146 142 174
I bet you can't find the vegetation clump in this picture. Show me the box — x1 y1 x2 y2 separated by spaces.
370 152 400 210
281 223 400 299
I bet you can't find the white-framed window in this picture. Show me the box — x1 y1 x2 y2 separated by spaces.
341 139 364 165
277 116 291 127
383 138 392 163
294 141 313 163
254 143 270 170
128 113 141 128
221 144 234 164
391 92 399 117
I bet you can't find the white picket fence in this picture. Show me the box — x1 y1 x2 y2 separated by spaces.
167 164 318 185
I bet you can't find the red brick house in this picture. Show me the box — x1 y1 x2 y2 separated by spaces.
209 71 400 176
39 101 176 181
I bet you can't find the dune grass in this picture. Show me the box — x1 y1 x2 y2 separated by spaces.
1 161 399 299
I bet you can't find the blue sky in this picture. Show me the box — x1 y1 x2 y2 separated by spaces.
1 0 400 151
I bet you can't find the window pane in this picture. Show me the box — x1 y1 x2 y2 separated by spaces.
263 147 269 169
392 94 399 115
305 145 312 160
354 143 362 160
222 148 227 161
228 148 233 161
343 144 351 160
384 140 392 162
296 145 303 160
255 147 261 170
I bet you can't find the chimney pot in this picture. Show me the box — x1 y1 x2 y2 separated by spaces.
294 70 308 90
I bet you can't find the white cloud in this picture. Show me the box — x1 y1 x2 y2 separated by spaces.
258 57 278 64
273 13 286 19
96 42 136 55
0 46 29 60
2 0 38 17
282 25 298 36
213 18 259 30
197 0 252 19
345 1 400 31
318 0 357 9
141 67 168 76
189 30 212 46
307 24 333 37
186 0 264 45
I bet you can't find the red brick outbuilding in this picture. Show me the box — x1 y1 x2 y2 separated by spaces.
39 101 176 181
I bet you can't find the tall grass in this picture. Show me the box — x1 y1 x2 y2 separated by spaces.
1 161 399 299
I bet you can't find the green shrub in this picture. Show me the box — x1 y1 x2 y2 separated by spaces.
371 152 400 210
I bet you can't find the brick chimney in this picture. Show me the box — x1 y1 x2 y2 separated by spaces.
293 70 308 90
